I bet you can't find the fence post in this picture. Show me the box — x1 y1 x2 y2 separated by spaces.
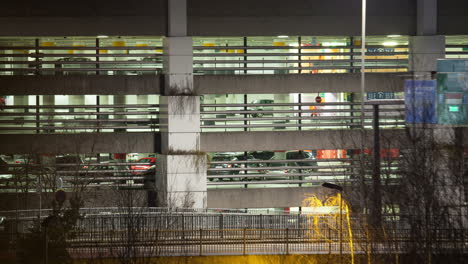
328 227 331 254
243 228 247 255
199 229 203 256
155 229 159 255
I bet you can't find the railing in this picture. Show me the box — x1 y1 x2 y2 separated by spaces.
0 162 154 191
0 43 162 76
201 100 405 131
194 45 409 74
0 103 159 133
445 44 468 59
1 210 465 257
208 157 401 187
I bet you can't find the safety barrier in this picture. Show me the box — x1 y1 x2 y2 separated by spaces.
0 103 159 133
201 100 405 131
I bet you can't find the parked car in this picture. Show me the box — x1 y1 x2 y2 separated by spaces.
130 157 156 175
263 162 298 181
248 151 275 160
208 153 239 181
250 99 274 118
0 157 9 174
234 154 266 180
286 150 318 172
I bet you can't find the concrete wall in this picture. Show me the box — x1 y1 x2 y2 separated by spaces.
0 75 161 95
0 0 167 36
188 0 416 36
438 0 468 35
195 73 406 94
1 0 467 36
1 73 405 95
201 130 408 152
0 133 157 154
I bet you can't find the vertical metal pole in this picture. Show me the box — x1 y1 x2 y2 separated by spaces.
298 36 302 74
199 229 203 255
35 38 40 75
339 192 343 264
244 94 248 132
243 37 248 74
359 0 368 217
286 228 289 254
350 36 354 73
372 104 382 227
243 228 247 255
298 93 302 131
95 38 100 75
36 96 40 134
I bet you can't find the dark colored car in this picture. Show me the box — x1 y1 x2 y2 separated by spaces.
208 153 239 181
249 151 275 161
286 151 318 172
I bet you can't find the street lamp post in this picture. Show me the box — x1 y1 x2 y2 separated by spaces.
322 182 344 264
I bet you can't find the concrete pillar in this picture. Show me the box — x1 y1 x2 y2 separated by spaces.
156 0 207 208
409 36 445 79
417 0 437 36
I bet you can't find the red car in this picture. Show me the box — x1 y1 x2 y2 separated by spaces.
130 157 156 175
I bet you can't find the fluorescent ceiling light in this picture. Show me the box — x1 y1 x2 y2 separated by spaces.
387 35 402 38
97 35 109 38
277 35 289 38
383 41 398 46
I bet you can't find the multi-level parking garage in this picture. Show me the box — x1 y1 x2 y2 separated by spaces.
0 0 467 213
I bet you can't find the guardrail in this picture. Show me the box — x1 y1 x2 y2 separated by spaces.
194 44 409 74
207 157 401 187
1 211 465 258
0 104 159 133
445 44 468 59
0 161 155 191
0 42 162 76
201 100 405 131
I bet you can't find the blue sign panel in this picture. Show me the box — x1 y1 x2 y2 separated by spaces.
405 80 437 124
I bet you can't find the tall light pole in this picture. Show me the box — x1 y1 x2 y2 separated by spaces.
359 0 368 221
322 182 344 264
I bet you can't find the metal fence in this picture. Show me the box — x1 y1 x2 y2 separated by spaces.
194 44 409 75
1 210 466 257
0 41 162 76
201 100 405 131
0 103 159 133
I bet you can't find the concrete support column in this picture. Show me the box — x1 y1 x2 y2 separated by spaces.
417 0 437 36
156 3 207 208
409 36 445 79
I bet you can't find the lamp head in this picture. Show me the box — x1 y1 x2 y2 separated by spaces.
322 182 343 192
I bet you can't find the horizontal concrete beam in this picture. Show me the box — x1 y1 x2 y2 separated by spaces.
0 133 157 154
201 130 407 152
194 73 407 94
208 187 330 208
0 75 161 95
